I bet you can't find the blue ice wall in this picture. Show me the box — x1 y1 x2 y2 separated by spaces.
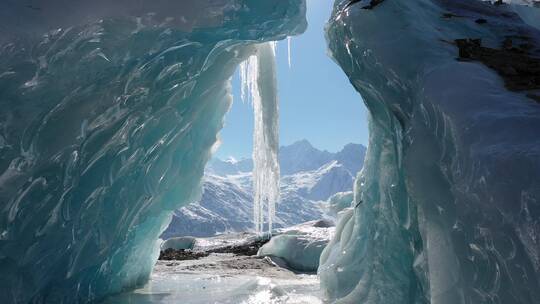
0 1 306 303
320 0 540 303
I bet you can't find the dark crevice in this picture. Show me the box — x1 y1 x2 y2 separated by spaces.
442 12 463 19
475 18 488 24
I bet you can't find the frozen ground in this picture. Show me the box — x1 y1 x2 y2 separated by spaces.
104 223 331 304
103 254 323 304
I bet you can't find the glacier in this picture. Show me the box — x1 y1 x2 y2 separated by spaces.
160 236 196 251
1 0 540 303
240 42 281 235
319 0 540 303
258 221 334 273
0 0 306 303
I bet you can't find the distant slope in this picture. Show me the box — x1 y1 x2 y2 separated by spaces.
162 140 366 238
206 139 366 176
278 139 334 175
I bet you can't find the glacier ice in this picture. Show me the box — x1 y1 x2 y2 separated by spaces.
0 0 306 302
104 253 323 304
511 4 540 30
484 1 540 30
319 0 540 303
258 221 334 273
325 191 354 217
288 36 293 68
2 0 540 303
259 233 326 272
160 237 196 251
239 42 281 235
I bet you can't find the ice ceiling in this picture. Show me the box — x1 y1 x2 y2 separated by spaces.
0 0 539 303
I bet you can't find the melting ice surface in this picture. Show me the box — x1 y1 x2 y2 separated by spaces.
239 43 281 235
104 254 322 304
319 0 540 303
106 225 329 304
0 0 306 302
288 37 293 68
1 0 540 303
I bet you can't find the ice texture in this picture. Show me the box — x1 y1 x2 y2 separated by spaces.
160 237 195 251
320 0 540 303
288 36 293 68
258 222 334 273
0 1 306 302
512 4 540 30
325 191 353 217
104 256 323 304
240 42 281 235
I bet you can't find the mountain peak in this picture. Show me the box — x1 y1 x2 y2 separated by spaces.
225 156 238 164
339 143 366 154
284 139 314 150
335 143 366 174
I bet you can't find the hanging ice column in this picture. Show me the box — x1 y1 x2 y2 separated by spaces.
287 36 293 68
240 42 281 234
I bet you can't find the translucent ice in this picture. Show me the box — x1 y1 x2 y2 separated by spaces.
239 42 281 235
320 0 540 303
0 1 306 302
252 42 281 235
325 191 353 217
288 36 293 68
258 222 334 273
161 237 196 251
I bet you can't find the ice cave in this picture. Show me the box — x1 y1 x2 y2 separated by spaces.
0 0 539 303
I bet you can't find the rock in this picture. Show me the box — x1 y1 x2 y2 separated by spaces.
158 235 270 261
159 249 209 261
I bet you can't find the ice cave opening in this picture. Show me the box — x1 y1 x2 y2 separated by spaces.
115 1 370 302
1 0 540 304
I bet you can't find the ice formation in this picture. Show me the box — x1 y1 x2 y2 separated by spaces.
0 1 306 302
288 36 293 68
258 221 334 272
511 3 540 30
253 42 281 235
160 237 196 251
319 0 540 303
1 0 540 303
240 43 281 235
325 191 354 217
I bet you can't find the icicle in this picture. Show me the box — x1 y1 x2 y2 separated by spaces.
240 42 280 235
239 61 248 103
270 41 278 57
239 57 257 104
287 36 292 68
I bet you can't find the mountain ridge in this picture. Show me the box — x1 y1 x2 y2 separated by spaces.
207 140 366 176
162 140 366 238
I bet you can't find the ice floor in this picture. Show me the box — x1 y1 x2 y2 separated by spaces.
103 254 323 304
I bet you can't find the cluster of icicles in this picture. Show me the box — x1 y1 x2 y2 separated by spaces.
239 39 291 234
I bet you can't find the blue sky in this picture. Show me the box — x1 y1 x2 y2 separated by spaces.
215 0 368 159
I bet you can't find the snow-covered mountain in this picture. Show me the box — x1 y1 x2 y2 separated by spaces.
206 139 365 177
162 140 366 238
